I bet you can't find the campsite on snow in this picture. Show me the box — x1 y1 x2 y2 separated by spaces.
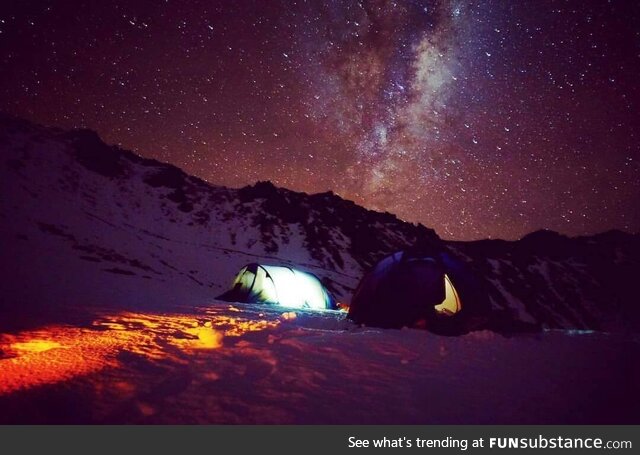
1 115 639 424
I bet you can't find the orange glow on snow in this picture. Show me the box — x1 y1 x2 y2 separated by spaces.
0 309 279 395
11 339 63 353
181 326 224 349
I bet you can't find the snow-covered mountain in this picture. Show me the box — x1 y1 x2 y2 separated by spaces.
1 114 638 333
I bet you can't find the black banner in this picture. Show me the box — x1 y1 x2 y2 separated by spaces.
0 426 636 454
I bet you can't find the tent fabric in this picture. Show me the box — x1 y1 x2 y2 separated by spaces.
218 264 336 310
348 251 488 334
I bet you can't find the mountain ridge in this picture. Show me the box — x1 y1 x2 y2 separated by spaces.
1 114 639 333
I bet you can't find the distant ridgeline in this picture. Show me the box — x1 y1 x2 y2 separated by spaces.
1 113 639 333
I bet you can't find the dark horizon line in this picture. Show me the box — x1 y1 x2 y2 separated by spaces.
2 111 637 243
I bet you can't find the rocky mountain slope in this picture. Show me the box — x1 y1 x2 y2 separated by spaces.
1 114 638 333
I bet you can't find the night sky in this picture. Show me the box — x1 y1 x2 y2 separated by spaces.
1 0 638 240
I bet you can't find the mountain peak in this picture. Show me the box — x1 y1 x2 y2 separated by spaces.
2 114 640 334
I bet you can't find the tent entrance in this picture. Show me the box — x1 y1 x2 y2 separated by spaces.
434 274 462 316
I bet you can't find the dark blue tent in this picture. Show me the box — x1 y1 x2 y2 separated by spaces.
348 251 490 334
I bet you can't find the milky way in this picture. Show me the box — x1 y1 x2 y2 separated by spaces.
0 0 638 239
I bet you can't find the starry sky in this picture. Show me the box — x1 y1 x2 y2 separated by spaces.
1 0 638 240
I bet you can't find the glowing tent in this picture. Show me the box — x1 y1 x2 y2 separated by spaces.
217 264 336 310
348 251 488 334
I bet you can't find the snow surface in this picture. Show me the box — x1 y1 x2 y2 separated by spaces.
1 302 638 424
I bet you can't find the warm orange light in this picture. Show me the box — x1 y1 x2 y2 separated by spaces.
180 326 224 349
11 339 63 353
0 328 126 395
434 274 462 316
0 308 279 395
280 311 297 321
336 302 350 312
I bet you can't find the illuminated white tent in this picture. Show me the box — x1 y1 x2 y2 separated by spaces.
217 264 335 310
